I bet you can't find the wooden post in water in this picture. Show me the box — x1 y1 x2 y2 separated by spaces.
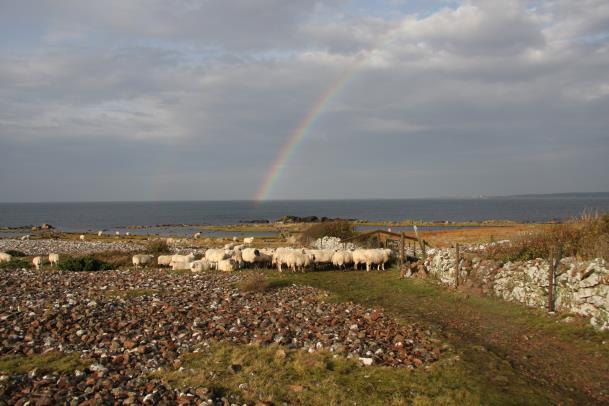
455 243 460 288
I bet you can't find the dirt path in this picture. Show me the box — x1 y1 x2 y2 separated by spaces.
271 269 609 405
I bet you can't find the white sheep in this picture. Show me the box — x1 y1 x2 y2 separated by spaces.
231 249 244 269
48 253 59 267
132 254 154 268
190 259 211 272
21 235 30 241
33 256 43 270
352 249 367 270
97 231 104 237
0 252 12 264
272 248 294 272
79 235 85 241
170 253 195 269
158 255 173 266
309 249 335 269
217 258 237 272
194 232 201 239
243 237 254 245
171 260 192 271
115 231 120 237
241 248 260 266
331 250 353 270
205 249 228 268
286 251 311 272
125 232 130 236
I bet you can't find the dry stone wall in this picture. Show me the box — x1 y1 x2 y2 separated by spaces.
421 246 609 330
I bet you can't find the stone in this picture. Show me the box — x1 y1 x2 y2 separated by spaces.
359 357 374 366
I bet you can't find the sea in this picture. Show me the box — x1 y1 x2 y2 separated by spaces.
1 194 608 237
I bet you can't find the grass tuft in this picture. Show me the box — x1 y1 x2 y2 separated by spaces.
0 352 86 375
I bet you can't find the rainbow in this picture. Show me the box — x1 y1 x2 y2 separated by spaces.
254 26 400 202
253 58 362 202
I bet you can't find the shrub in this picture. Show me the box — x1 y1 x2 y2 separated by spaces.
5 250 26 257
147 240 171 254
58 256 112 272
301 221 356 242
485 213 609 262
239 274 269 293
0 258 30 270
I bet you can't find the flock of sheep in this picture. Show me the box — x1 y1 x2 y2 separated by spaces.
1 235 395 273
133 240 394 273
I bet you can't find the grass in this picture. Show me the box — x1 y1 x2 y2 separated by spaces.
104 288 167 298
0 352 86 375
0 258 30 270
237 273 270 293
57 256 112 272
253 268 609 404
160 342 482 405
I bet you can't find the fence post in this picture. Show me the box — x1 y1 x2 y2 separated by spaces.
399 232 405 279
455 243 460 288
547 245 562 313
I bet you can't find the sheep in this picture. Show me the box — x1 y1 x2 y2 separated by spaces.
241 248 260 267
33 256 43 270
309 249 335 269
194 232 201 239
231 249 244 269
21 235 30 241
79 235 85 241
132 254 154 268
48 253 60 267
205 249 228 268
217 258 237 272
379 249 393 271
190 259 211 272
170 253 195 270
224 242 238 250
171 260 192 271
232 236 238 242
158 255 173 266
0 252 12 264
272 248 295 272
115 231 120 237
125 232 130 237
254 251 273 268
352 249 367 270
286 251 311 272
243 237 254 245
97 231 104 237
331 250 353 270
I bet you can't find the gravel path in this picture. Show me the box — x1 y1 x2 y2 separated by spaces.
0 239 145 256
0 269 440 404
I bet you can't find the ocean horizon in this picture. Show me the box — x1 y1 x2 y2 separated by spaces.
1 193 609 235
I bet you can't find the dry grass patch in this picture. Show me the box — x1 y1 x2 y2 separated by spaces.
485 213 609 262
104 288 166 299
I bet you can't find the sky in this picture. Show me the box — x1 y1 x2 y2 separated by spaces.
0 0 608 202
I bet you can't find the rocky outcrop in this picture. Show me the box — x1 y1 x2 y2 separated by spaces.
421 246 609 331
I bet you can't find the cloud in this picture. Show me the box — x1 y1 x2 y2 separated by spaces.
0 0 608 201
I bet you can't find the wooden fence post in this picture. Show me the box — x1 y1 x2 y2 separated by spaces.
548 245 562 313
399 232 405 279
455 243 460 288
